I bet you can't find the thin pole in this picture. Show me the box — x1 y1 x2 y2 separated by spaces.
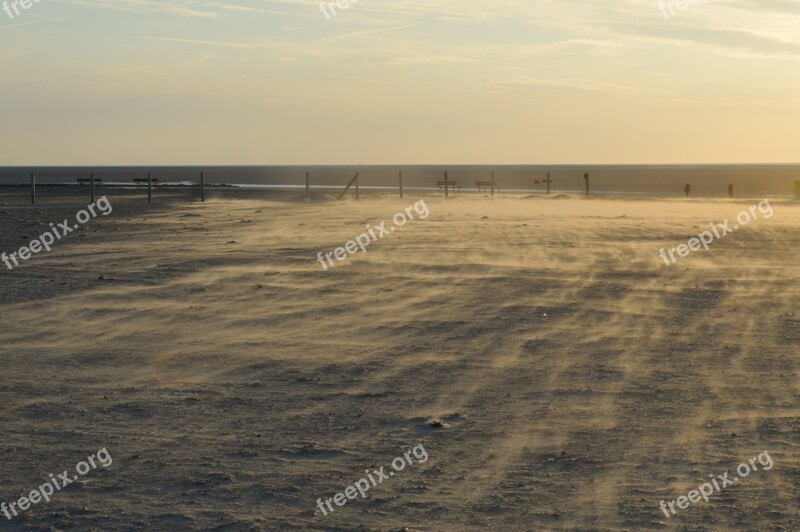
399 171 403 198
90 173 95 203
30 173 36 204
584 173 589 195
355 174 359 200
338 173 360 200
546 172 551 195
491 170 495 197
305 171 310 203
148 172 153 204
200 172 205 202
444 171 449 198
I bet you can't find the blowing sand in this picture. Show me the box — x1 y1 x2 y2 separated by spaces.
0 190 798 530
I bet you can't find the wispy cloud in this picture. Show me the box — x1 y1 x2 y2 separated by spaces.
496 75 644 95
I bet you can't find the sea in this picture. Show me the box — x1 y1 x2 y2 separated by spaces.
1 165 798 198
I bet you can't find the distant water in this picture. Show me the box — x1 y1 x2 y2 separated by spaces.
1 165 798 197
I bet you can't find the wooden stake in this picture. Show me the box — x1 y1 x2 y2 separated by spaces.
444 171 449 198
584 173 589 195
399 171 403 198
90 173 95 203
148 172 153 204
338 172 360 200
200 172 205 202
30 173 35 204
305 171 310 203
545 172 552 195
491 170 495 197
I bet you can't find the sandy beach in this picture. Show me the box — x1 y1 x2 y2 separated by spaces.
0 188 797 530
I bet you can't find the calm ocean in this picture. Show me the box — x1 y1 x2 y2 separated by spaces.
1 165 797 197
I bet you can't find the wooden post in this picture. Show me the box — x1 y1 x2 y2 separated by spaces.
399 171 403 198
728 184 734 198
355 174 359 200
90 173 95 203
148 172 153 204
305 171 310 203
30 173 36 204
338 173 360 200
444 171 449 198
684 184 691 197
584 173 589 195
545 172 552 195
491 170 495 197
200 172 205 202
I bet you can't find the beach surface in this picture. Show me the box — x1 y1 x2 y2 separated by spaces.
0 189 798 530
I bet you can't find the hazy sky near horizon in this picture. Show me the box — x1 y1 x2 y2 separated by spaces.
1 0 799 165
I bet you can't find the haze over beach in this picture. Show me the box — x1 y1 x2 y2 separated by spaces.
1 1 800 531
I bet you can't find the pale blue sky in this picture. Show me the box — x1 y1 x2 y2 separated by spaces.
1 0 799 164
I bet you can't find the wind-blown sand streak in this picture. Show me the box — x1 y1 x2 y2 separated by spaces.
0 191 798 530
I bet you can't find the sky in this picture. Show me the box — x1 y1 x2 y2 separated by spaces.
1 0 799 165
